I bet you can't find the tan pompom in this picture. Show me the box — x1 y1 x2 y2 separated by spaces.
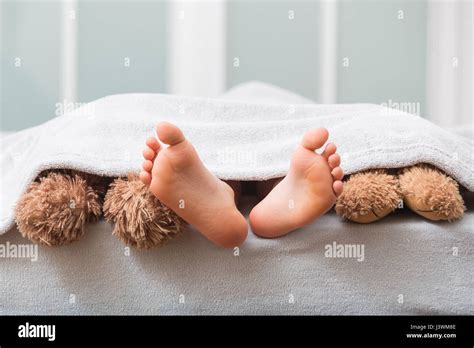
335 169 402 223
39 169 113 198
103 173 185 249
399 164 465 221
15 172 101 246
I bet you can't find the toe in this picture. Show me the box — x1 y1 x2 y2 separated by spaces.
301 128 329 151
328 153 341 169
146 136 161 151
139 171 152 186
143 147 156 161
331 167 344 181
322 143 337 159
333 180 344 196
156 122 186 146
142 160 153 172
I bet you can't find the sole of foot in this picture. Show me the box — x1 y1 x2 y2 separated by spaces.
249 128 343 238
140 122 248 248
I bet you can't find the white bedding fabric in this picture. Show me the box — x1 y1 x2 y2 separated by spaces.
1 196 473 315
1 82 473 315
1 82 473 234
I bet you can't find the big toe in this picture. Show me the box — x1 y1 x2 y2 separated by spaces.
156 122 186 146
301 128 329 151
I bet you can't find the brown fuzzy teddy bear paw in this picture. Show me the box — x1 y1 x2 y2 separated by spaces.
15 171 102 246
103 173 186 249
335 169 402 223
398 164 465 221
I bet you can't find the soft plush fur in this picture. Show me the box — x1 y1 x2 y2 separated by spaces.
335 169 402 223
15 171 101 246
399 164 465 221
336 164 465 223
103 173 185 249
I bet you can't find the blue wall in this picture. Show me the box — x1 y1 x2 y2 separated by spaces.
1 1 61 130
1 0 428 131
1 0 168 131
77 1 167 102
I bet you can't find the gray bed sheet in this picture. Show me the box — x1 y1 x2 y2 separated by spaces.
1 194 473 315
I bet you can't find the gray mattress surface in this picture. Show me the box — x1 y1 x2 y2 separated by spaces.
1 195 473 315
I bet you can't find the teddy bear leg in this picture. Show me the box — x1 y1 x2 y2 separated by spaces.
103 173 186 249
335 169 402 223
15 170 102 246
398 164 465 221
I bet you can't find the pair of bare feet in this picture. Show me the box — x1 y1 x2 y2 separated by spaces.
139 122 344 248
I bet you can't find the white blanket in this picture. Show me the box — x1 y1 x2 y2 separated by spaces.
1 197 473 315
1 82 473 234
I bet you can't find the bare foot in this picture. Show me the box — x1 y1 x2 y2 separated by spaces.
139 122 247 248
249 128 344 238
